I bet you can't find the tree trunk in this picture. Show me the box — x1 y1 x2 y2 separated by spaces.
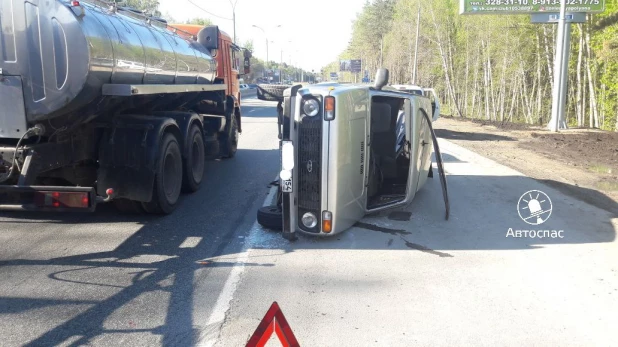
576 24 584 127
542 25 554 91
585 25 599 128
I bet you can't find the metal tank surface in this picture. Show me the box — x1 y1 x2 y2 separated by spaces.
0 0 217 138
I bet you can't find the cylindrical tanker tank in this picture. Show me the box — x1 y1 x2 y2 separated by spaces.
0 0 217 129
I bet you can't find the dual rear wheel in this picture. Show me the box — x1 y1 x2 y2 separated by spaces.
114 125 205 215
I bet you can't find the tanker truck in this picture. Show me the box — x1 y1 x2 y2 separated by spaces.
0 0 251 214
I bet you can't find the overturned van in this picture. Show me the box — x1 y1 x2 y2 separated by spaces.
257 69 449 239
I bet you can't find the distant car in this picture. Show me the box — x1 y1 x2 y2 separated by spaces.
239 84 249 89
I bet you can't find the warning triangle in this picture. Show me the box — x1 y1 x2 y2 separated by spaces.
246 302 300 347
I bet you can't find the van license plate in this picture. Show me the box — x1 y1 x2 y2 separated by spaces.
281 179 293 193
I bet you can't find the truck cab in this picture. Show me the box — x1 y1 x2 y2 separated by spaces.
169 24 251 109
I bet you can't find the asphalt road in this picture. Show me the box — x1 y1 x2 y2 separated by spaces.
0 95 280 346
1 96 617 346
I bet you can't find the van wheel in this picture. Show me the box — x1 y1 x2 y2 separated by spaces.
257 206 283 231
142 133 183 214
221 115 238 159
183 124 205 193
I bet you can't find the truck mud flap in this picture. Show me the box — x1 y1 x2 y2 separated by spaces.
97 115 179 202
0 186 96 212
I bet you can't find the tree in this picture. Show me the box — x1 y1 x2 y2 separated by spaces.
116 0 161 16
186 18 213 26
323 0 618 130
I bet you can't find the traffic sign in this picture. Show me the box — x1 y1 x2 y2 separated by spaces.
246 302 299 347
460 0 605 14
530 12 586 23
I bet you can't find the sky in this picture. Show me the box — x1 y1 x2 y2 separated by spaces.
158 0 366 72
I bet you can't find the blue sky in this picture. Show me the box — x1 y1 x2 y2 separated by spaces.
159 0 366 72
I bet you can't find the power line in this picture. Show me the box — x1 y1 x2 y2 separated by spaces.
186 0 233 20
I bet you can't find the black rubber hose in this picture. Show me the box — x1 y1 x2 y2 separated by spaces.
420 108 450 220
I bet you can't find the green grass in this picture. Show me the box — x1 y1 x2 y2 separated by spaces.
589 165 613 174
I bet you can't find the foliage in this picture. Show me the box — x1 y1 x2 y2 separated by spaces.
186 18 213 26
116 0 161 16
324 0 618 130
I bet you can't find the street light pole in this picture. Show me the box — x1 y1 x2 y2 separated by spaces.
228 0 238 44
252 24 281 81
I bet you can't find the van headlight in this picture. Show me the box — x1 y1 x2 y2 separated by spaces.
302 98 320 117
301 212 318 228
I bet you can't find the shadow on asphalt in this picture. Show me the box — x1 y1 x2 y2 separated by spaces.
250 174 617 256
435 128 515 142
0 148 278 346
1 127 616 345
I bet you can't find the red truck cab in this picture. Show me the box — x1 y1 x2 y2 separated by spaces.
170 24 249 109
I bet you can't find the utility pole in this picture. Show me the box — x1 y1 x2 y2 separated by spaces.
548 0 569 132
228 0 239 44
412 2 421 85
252 25 281 81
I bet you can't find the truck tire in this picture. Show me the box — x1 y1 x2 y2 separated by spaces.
257 206 283 231
182 124 205 193
142 133 183 215
257 84 288 102
114 199 144 214
221 114 238 159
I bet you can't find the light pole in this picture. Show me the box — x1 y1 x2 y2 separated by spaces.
252 24 281 80
228 0 238 44
279 40 292 83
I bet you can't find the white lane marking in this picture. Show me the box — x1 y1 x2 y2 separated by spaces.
199 180 278 346
179 237 203 248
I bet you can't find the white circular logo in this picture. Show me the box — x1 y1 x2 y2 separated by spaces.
518 190 552 225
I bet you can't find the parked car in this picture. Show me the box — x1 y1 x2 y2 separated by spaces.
257 69 449 239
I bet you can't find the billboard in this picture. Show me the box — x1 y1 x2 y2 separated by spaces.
340 59 362 73
460 0 605 14
329 72 338 81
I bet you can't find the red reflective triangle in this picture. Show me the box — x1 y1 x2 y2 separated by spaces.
246 302 300 347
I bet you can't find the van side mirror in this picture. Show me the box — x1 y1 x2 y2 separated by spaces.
198 25 220 50
374 68 389 90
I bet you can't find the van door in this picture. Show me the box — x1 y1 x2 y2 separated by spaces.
425 88 440 122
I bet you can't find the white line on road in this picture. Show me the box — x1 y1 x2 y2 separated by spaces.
199 180 279 346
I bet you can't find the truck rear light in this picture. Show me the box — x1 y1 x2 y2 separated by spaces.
324 96 335 121
322 211 332 233
34 191 90 208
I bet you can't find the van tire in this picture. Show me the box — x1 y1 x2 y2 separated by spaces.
257 84 288 102
257 206 283 231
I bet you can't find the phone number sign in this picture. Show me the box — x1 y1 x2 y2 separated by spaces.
460 0 605 14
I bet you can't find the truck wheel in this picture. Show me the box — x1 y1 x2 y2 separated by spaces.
257 84 288 102
221 115 238 159
182 124 205 193
257 206 283 231
114 199 144 214
142 133 183 214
